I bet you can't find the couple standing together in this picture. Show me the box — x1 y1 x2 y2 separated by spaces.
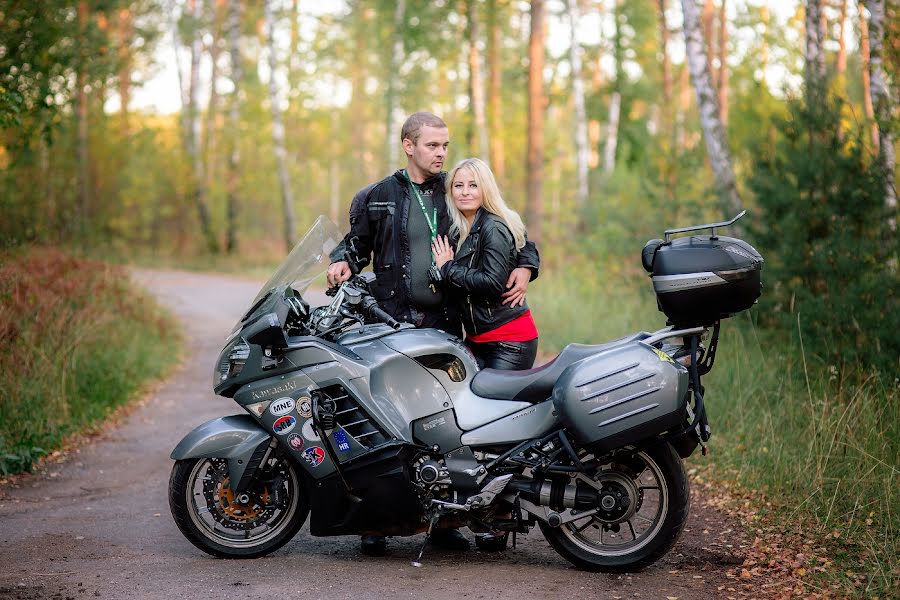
327 111 541 372
326 112 541 555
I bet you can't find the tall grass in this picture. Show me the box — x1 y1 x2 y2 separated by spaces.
530 269 898 594
0 248 181 475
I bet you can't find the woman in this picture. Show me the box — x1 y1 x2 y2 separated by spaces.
431 157 538 552
432 157 539 372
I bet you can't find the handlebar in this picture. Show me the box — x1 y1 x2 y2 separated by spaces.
362 297 400 329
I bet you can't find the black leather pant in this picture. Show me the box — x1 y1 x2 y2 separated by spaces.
466 338 538 371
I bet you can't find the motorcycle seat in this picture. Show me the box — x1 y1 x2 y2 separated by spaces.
470 333 647 403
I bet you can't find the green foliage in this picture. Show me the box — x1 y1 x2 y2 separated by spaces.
747 91 899 375
0 248 181 475
705 318 899 594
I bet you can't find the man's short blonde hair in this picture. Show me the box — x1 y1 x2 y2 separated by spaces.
400 112 447 145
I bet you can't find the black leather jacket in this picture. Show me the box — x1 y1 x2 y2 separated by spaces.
331 171 540 330
441 209 534 336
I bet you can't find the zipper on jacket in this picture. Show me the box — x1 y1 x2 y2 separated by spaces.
467 296 477 334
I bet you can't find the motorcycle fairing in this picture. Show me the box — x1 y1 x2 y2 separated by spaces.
460 400 558 446
306 446 425 537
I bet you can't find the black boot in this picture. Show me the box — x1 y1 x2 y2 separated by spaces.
428 528 470 551
360 534 387 556
475 531 509 552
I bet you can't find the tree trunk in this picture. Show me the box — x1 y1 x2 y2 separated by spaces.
77 0 90 236
526 0 545 243
467 0 489 158
865 0 896 236
567 0 588 210
225 0 242 253
385 0 405 168
265 0 296 251
858 1 879 150
117 7 132 136
205 0 223 195
717 0 729 126
188 0 217 252
603 93 621 175
680 0 742 219
604 0 623 175
805 0 826 94
487 0 505 181
702 0 715 88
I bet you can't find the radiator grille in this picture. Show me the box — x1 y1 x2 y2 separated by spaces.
318 384 390 449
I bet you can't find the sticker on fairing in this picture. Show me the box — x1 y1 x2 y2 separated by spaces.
269 397 295 416
301 419 321 442
297 396 313 419
333 430 351 452
272 415 297 435
651 347 675 364
303 446 325 467
287 433 305 451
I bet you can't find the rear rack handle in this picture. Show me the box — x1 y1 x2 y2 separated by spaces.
664 210 746 242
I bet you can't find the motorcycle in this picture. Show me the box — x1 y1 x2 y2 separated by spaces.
168 212 762 572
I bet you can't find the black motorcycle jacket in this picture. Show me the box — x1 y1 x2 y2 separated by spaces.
441 209 534 337
331 171 540 329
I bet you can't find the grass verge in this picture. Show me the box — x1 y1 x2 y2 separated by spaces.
0 247 181 475
529 269 898 598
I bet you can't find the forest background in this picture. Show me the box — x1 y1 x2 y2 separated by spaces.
1 0 898 596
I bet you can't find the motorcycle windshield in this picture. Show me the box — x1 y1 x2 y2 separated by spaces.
247 215 345 312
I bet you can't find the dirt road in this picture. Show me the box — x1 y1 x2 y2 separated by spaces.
0 270 751 600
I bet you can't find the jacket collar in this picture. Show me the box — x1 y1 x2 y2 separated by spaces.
393 169 445 192
455 208 487 260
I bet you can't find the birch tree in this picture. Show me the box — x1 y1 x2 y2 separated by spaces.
603 0 623 175
265 0 296 250
680 0 742 219
225 0 242 253
864 0 896 235
567 0 589 210
182 0 217 252
526 0 545 243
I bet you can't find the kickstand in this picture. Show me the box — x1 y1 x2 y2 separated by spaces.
411 516 438 568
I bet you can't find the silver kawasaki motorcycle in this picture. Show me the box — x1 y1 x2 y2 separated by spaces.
168 213 762 571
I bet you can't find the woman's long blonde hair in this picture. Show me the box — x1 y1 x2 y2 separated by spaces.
445 157 526 250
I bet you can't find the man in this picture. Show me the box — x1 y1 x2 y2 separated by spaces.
327 112 540 556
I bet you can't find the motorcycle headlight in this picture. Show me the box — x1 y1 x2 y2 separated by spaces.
216 338 251 384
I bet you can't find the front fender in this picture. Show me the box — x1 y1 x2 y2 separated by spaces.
171 414 272 493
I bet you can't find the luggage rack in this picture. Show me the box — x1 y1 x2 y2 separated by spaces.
664 210 746 242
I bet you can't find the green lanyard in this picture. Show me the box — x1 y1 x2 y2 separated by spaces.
405 170 438 264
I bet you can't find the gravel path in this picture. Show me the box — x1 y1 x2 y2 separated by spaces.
0 269 751 600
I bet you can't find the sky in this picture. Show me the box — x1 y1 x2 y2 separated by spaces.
124 0 809 116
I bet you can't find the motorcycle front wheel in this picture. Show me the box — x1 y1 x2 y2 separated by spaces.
168 454 309 558
539 442 689 572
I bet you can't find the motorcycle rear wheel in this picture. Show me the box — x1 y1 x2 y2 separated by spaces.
539 442 689 572
169 455 309 558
